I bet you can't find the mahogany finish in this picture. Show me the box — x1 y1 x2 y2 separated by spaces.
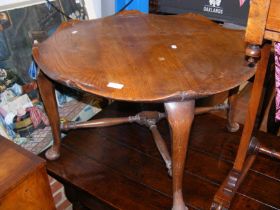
60 104 229 131
246 0 280 44
61 116 134 131
150 124 172 176
249 137 280 160
245 0 271 45
234 44 271 171
165 100 195 210
264 0 280 44
37 72 61 160
60 104 228 177
33 14 254 102
0 136 55 210
43 102 280 210
213 0 280 209
195 103 229 115
226 87 240 133
34 12 257 210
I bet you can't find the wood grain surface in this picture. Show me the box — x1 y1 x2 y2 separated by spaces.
214 0 280 208
266 0 280 32
0 137 55 210
0 138 44 196
33 13 255 102
245 0 271 45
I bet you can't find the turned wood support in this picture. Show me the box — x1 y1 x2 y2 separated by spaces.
132 111 172 176
61 111 165 131
245 44 261 66
150 125 172 176
165 100 195 210
60 104 228 175
61 111 171 176
61 103 229 131
134 111 165 126
212 152 257 210
131 111 172 175
249 137 280 159
195 103 229 115
60 103 228 176
61 117 138 130
61 110 173 174
37 71 61 160
214 135 280 210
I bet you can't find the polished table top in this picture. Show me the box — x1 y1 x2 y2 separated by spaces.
33 13 255 102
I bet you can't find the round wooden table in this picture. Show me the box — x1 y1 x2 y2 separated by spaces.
33 12 255 210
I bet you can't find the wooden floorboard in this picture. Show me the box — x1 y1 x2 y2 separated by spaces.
48 146 174 210
90 103 280 182
44 102 280 210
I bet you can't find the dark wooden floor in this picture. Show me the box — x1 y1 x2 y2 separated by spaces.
44 102 280 210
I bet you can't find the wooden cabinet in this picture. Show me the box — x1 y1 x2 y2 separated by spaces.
0 136 55 210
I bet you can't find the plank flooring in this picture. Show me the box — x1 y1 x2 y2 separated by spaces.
43 102 280 210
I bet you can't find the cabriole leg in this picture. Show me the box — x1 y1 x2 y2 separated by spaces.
37 71 61 160
165 100 195 210
226 87 240 132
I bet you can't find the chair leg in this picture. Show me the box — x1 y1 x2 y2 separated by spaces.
234 43 271 171
211 43 272 209
37 71 61 160
165 100 195 210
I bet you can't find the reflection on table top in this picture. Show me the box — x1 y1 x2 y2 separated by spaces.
33 13 254 102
